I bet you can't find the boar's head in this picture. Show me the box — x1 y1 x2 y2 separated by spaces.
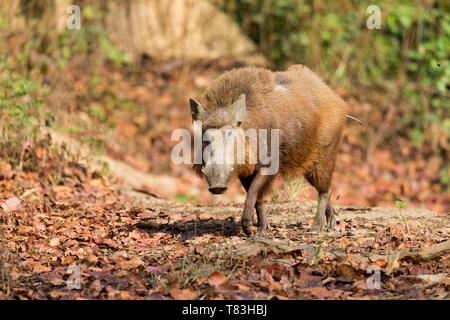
189 94 246 195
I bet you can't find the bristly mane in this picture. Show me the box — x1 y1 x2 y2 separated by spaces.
198 67 273 128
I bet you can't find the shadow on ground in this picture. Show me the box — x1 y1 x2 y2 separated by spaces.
134 217 243 239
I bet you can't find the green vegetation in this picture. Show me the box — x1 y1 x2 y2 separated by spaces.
0 76 44 133
175 193 198 205
0 73 46 167
395 198 411 238
0 69 75 183
395 199 408 209
0 2 132 171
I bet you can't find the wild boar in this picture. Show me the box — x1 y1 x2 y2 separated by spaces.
189 65 348 236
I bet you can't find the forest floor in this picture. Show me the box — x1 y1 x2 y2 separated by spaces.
1 152 449 300
0 54 449 300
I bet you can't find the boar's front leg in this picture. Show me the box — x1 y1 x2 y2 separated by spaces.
239 174 256 224
240 173 274 236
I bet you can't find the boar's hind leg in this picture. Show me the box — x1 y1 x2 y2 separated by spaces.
309 190 335 232
240 174 274 236
305 162 337 232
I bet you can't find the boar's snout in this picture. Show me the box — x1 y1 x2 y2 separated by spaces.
208 186 227 194
202 163 232 195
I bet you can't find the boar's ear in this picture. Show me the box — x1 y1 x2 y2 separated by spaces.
189 98 202 122
232 93 246 126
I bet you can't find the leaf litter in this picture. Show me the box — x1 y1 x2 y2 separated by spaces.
0 150 449 300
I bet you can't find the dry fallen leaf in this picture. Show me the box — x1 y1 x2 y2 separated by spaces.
207 271 227 287
198 213 212 221
374 258 387 268
117 256 145 270
33 219 46 231
52 186 73 199
139 210 156 219
49 290 68 299
173 245 187 257
169 288 197 300
119 291 134 300
49 278 65 286
195 246 205 255
298 287 343 299
0 160 14 179
336 263 360 280
49 238 60 246
295 273 323 288
33 263 51 273
390 223 405 239
128 229 142 240
1 197 22 213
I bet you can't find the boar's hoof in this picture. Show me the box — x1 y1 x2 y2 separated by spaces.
327 213 336 229
242 220 253 236
256 231 266 237
308 222 324 233
256 225 267 236
308 218 336 233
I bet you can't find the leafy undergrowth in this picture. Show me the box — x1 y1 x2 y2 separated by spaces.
1 162 448 300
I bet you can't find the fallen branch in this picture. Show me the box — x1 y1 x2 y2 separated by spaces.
397 239 450 261
400 273 448 287
385 240 450 275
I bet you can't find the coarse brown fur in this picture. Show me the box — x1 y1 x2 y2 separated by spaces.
191 64 348 235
